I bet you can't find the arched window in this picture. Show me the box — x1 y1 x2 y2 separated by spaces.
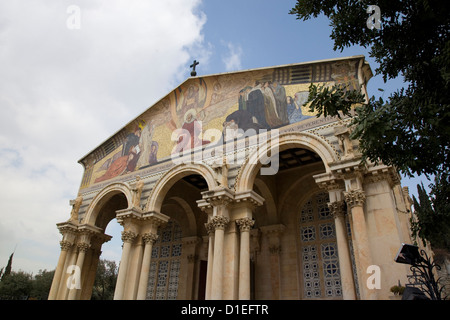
146 220 182 300
299 191 342 299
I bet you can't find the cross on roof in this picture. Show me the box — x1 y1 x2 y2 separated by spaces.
190 60 199 76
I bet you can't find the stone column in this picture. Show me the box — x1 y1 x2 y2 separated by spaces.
328 200 357 300
200 187 234 300
344 188 376 300
58 244 78 299
204 220 215 300
49 222 78 300
136 232 158 300
68 240 90 300
210 215 229 299
48 240 73 300
113 230 137 300
236 217 254 300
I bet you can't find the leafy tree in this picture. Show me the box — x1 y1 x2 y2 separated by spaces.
411 173 450 250
31 269 55 300
0 271 33 300
290 0 450 177
91 259 118 300
1 253 14 281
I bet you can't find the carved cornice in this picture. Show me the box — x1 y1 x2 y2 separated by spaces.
344 189 366 208
314 172 345 191
201 187 235 207
234 190 265 208
364 165 401 187
116 208 170 230
330 160 367 180
197 199 213 213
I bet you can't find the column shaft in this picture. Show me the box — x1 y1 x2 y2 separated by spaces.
345 189 376 300
68 243 89 300
113 231 136 300
236 217 254 300
329 201 356 300
205 223 214 300
210 216 229 300
136 232 158 300
48 241 71 300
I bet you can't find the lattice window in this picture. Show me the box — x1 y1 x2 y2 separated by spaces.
299 192 343 299
146 220 182 300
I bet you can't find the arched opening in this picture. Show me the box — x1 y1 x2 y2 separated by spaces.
247 142 341 299
145 173 209 300
83 190 129 300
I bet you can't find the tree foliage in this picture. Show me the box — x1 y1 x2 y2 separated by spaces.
91 259 118 300
411 173 450 250
290 0 450 177
0 271 33 300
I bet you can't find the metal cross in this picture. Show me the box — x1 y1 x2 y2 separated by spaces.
190 60 199 76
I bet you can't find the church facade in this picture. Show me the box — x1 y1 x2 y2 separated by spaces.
48 55 417 300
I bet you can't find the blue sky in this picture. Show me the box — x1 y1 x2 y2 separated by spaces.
0 0 431 275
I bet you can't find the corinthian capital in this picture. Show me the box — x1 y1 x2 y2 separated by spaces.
121 230 137 243
328 200 346 218
236 217 255 232
344 189 366 208
204 221 215 235
142 232 158 245
60 240 73 251
77 242 90 253
210 215 230 230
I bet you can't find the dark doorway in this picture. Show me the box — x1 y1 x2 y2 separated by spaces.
198 260 208 300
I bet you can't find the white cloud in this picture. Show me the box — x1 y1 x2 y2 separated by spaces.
0 0 208 274
222 41 243 72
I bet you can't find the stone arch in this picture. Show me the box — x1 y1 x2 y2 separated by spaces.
145 163 218 213
254 178 277 225
234 131 338 193
278 169 325 220
83 182 133 228
164 196 197 236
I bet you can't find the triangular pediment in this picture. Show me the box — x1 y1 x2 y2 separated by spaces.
79 55 372 190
